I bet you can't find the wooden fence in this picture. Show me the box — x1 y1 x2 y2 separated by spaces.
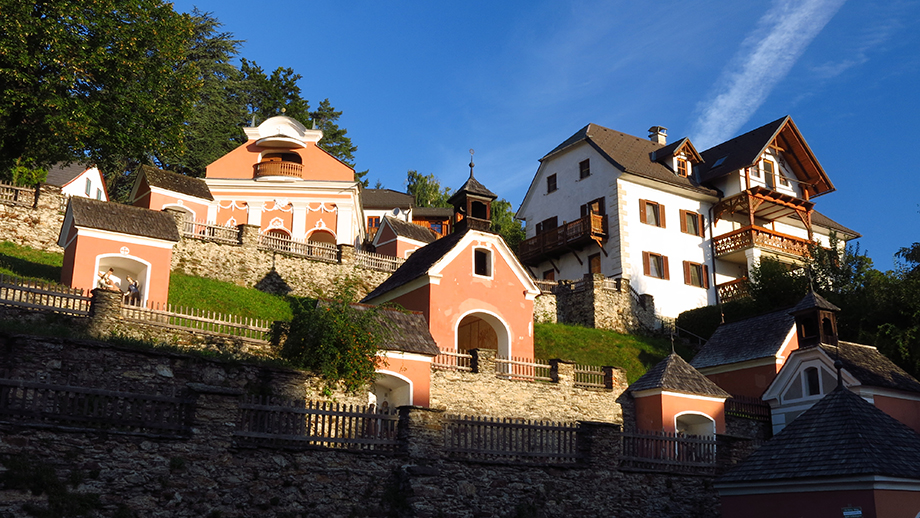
0 183 36 207
725 395 772 421
257 233 338 262
495 357 552 382
432 350 473 372
444 415 580 464
120 302 272 343
620 431 717 474
355 250 404 272
182 219 240 245
0 274 91 316
235 397 400 452
573 364 605 389
0 376 191 436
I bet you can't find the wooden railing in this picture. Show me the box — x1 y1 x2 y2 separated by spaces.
713 225 811 258
533 280 557 294
432 350 473 372
573 364 605 389
519 213 606 264
0 183 36 207
120 302 272 343
182 219 240 245
717 277 749 303
254 161 304 179
235 397 400 452
444 415 580 464
257 233 338 262
495 357 552 382
355 250 405 272
620 431 717 473
726 395 771 421
0 376 191 436
0 274 91 316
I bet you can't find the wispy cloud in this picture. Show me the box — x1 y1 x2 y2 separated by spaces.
691 0 846 149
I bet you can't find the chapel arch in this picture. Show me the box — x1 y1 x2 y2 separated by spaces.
94 254 151 306
456 311 510 359
307 229 336 245
370 371 413 410
675 412 716 437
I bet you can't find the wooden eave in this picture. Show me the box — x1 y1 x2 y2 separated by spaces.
675 139 704 163
713 186 815 223
772 121 835 199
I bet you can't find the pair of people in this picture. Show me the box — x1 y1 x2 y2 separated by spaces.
97 269 141 304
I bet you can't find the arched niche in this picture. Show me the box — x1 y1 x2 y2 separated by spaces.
675 412 716 437
370 371 413 410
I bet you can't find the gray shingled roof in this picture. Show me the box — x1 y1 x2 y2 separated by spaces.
630 354 731 398
45 162 92 188
697 117 789 184
719 387 920 483
69 197 180 242
349 304 439 356
141 165 213 201
811 210 860 239
447 173 497 205
789 290 840 314
824 342 920 394
362 228 469 302
543 124 719 197
412 207 453 219
691 308 795 370
362 188 414 210
381 216 438 244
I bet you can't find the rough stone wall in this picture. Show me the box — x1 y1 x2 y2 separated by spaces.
549 274 658 334
533 291 557 323
0 334 724 518
0 185 67 252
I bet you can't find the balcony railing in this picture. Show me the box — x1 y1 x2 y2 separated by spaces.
716 278 749 303
712 225 811 259
519 213 606 265
254 161 303 179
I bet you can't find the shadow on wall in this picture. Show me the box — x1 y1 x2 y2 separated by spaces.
254 267 293 296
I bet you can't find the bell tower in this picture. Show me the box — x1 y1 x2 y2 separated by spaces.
448 150 497 233
790 291 840 348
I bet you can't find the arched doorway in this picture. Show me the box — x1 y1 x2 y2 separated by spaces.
370 371 412 411
455 310 512 370
307 229 336 245
675 412 716 437
94 254 151 307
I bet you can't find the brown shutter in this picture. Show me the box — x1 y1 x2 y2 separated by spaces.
660 204 666 228
639 200 647 224
642 252 650 276
680 210 688 233
683 261 691 285
703 264 710 288
662 256 670 280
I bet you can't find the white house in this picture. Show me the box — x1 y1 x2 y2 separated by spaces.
516 117 859 319
45 163 108 202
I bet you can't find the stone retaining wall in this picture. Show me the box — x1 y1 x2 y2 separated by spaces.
544 274 659 334
0 184 66 252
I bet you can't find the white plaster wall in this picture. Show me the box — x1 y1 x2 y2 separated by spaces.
60 168 108 201
619 178 715 318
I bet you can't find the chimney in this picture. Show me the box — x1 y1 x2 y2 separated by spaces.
648 126 667 145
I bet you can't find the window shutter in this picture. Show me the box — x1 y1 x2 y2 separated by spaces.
680 210 688 233
639 200 647 224
698 214 705 237
660 204 666 228
580 204 587 218
662 256 670 280
703 264 710 288
536 222 543 235
683 261 691 285
642 252 650 276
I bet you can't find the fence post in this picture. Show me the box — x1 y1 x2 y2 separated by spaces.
87 288 123 338
469 349 495 374
550 359 575 387
186 383 244 449
337 244 356 265
239 224 261 248
576 421 622 467
397 406 445 459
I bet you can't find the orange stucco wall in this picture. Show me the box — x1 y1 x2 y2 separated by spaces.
379 355 432 408
634 393 726 434
144 192 211 223
215 201 249 226
873 394 920 434
62 234 173 305
262 204 295 234
706 363 782 399
205 141 353 182
722 488 920 518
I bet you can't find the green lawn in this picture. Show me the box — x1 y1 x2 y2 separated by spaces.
534 322 693 383
0 241 63 282
168 272 293 322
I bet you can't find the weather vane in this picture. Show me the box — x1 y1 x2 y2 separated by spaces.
469 149 475 177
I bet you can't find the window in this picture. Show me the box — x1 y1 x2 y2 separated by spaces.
805 367 820 396
750 165 761 179
96 188 103 200
580 197 606 218
683 261 709 288
546 174 557 193
680 210 704 237
588 253 601 274
474 248 492 277
639 200 665 228
85 178 92 196
429 222 443 235
543 269 555 281
642 252 669 280
367 216 381 234
676 158 689 177
535 216 558 235
579 159 591 179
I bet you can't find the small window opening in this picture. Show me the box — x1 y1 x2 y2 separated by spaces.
474 249 491 277
805 367 820 396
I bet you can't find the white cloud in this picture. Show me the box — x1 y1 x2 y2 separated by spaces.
691 0 846 149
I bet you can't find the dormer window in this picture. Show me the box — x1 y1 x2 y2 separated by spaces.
676 158 688 178
474 248 492 277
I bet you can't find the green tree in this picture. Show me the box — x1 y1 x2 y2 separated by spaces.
406 170 452 208
0 0 198 183
239 59 311 125
274 278 389 395
152 10 245 177
310 98 364 184
491 199 525 253
876 243 920 376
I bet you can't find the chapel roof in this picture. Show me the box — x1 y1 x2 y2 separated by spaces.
140 165 214 201
630 353 731 398
691 308 795 370
68 197 180 242
334 302 439 356
823 342 920 394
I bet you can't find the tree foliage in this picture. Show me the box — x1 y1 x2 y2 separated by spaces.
274 279 388 395
490 198 526 253
0 0 198 183
406 170 452 208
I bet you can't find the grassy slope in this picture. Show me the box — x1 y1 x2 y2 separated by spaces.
535 322 693 384
0 241 677 379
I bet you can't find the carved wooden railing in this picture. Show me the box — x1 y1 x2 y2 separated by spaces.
254 161 304 179
519 213 606 264
712 225 811 258
717 278 749 303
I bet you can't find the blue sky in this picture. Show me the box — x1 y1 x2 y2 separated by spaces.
172 0 920 269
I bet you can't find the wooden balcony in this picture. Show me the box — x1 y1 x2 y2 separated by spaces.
519 213 607 266
713 225 811 262
254 161 303 180
716 278 749 303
